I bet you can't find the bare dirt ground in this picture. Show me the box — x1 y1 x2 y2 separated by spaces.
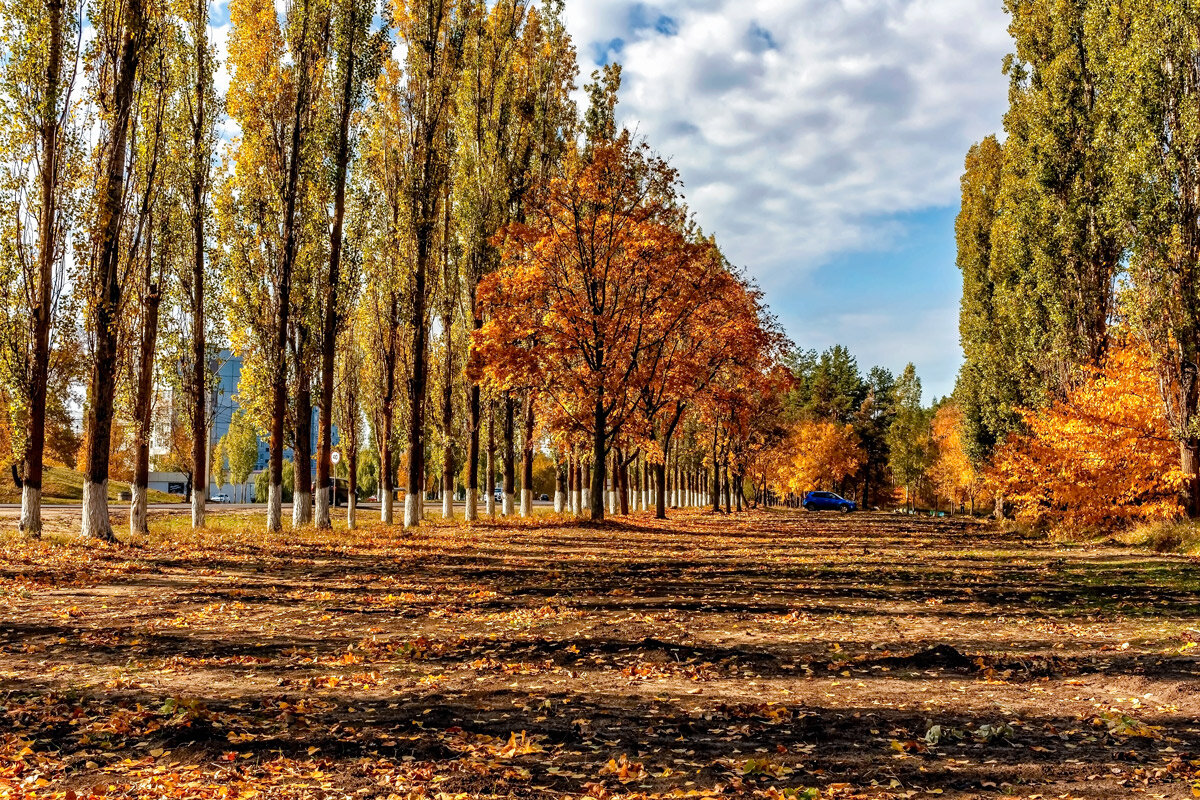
2 509 1200 799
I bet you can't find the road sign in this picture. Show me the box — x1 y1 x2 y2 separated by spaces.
331 451 341 465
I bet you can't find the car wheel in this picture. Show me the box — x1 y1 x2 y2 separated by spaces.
839 505 851 514
803 503 813 511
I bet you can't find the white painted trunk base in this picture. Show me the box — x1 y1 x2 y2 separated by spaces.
554 491 565 513
381 491 393 524
347 496 357 530
192 491 205 529
465 488 478 522
403 493 420 529
20 485 41 535
315 487 332 530
130 485 148 536
608 490 616 515
503 492 514 516
82 480 113 541
486 490 496 517
267 484 282 532
293 491 312 528
442 492 453 519
521 489 532 518
581 489 589 512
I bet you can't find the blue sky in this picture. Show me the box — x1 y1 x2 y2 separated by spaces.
561 0 1014 400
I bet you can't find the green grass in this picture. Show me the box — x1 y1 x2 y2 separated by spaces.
0 465 182 505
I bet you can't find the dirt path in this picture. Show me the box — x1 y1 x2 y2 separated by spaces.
2 510 1199 799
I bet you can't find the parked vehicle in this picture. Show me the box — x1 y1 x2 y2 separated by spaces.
802 491 856 513
211 494 230 503
539 494 549 501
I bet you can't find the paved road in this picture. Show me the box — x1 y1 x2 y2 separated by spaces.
0 499 561 521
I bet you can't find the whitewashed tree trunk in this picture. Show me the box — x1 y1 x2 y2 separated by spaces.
503 492 514 516
581 488 589 512
554 490 565 513
347 494 357 530
267 483 282 532
20 486 41 536
381 489 393 524
404 492 420 529
82 480 114 541
130 485 148 537
192 486 206 529
486 488 496 517
442 488 453 519
521 488 532 517
293 491 312 529
465 487 478 522
315 485 331 529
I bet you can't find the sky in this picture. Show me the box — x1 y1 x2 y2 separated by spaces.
559 0 1014 400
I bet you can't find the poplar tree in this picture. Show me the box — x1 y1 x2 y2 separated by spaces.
394 0 463 529
0 0 83 535
79 0 154 539
1095 1 1200 516
314 0 382 529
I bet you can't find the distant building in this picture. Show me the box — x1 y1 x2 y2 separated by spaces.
207 350 335 501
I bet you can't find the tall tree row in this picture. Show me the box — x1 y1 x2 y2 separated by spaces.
0 0 794 536
958 0 1200 520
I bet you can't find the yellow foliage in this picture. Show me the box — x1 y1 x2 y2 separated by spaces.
783 420 863 495
928 402 985 509
989 343 1183 531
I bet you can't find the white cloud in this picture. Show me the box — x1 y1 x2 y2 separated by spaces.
565 0 1008 273
561 0 1011 394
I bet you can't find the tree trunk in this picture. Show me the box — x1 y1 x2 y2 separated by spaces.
521 392 534 517
293 366 312 528
130 275 161 537
590 398 606 521
554 450 565 513
82 0 147 541
380 409 394 524
1181 440 1200 518
607 452 615 515
346 401 358 530
21 0 65 537
618 450 629 515
502 391 515 516
486 398 496 517
654 460 667 519
189 0 209 532
723 461 731 514
405 227 431 530
441 306 454 520
316 18 358 531
583 461 591 512
268 0 312 533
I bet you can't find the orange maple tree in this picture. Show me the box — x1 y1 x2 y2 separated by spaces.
473 133 729 520
989 342 1183 531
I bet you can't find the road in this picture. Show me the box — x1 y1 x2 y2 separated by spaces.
0 498 561 522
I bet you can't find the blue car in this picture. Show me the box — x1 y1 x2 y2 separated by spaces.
803 491 856 512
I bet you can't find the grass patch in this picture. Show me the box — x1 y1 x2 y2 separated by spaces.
0 465 181 504
1117 519 1200 555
